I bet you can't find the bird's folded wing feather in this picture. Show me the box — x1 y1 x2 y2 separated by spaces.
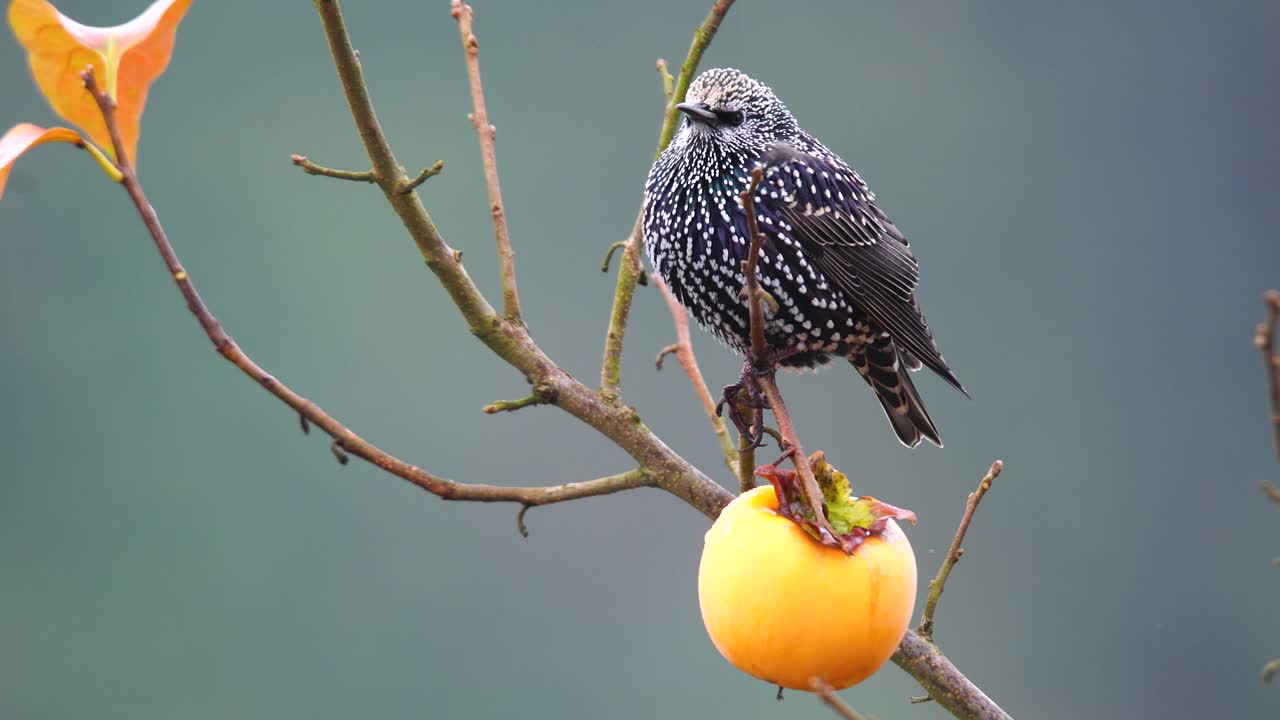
757 143 962 391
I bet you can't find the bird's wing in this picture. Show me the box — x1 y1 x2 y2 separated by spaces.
756 143 962 392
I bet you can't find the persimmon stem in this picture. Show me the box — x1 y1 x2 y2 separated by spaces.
920 460 1005 640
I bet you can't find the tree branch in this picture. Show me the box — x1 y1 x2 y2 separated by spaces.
451 1 521 324
920 460 1004 639
600 213 645 402
599 0 736 403
654 275 738 476
290 153 377 182
893 631 1013 720
80 67 648 518
403 160 445 193
1256 289 1280 463
810 678 869 720
655 0 736 156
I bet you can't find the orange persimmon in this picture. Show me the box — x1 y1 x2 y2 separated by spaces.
698 485 917 691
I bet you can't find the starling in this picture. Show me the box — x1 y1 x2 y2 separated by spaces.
643 68 964 448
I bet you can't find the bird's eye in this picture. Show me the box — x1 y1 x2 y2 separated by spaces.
715 109 744 126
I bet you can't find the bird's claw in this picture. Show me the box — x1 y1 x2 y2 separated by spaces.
716 361 773 448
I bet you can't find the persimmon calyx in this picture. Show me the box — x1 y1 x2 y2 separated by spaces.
755 450 915 554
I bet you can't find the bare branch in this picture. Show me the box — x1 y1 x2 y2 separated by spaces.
1256 290 1280 463
920 460 1005 639
810 678 869 720
654 275 738 475
79 66 660 518
893 630 1014 720
601 240 628 273
600 214 645 402
451 1 522 324
654 0 737 156
656 58 675 102
402 160 445 193
290 154 377 182
484 382 555 413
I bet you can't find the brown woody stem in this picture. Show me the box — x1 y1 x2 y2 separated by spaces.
451 1 522 324
920 460 1005 639
290 154 377 182
810 678 869 720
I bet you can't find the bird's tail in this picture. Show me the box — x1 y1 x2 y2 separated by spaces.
850 336 942 448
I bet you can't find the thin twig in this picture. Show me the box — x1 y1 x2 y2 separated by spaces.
920 460 1005 639
484 382 555 414
654 0 737 157
601 240 628 273
1256 290 1280 463
810 678 869 720
734 169 766 496
402 160 445 193
757 375 829 533
654 275 738 475
599 0 736 403
451 0 521 324
656 59 675 102
741 168 768 366
290 154 377 182
600 214 645 402
1261 481 1280 505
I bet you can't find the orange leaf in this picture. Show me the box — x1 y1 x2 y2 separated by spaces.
8 0 193 166
0 122 84 202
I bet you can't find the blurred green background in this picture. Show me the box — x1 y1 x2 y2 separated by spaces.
3 1 1279 718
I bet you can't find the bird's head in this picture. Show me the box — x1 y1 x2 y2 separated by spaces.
674 68 799 151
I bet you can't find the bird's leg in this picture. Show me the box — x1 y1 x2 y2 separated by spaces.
716 359 772 449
